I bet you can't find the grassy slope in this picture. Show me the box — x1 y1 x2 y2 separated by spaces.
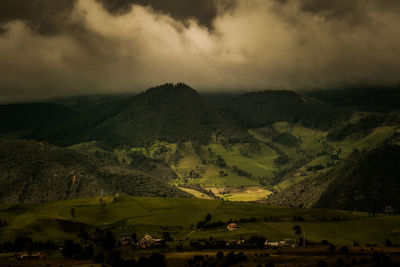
249 123 330 190
67 120 397 203
177 187 213 199
216 187 273 201
0 197 399 246
140 141 274 200
105 141 270 198
0 139 192 203
267 138 400 210
254 123 397 186
331 126 398 158
66 119 398 204
2 88 398 205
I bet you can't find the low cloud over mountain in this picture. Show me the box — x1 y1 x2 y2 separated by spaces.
0 0 399 101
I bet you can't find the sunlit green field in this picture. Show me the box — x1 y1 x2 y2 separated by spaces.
1 196 399 247
66 122 398 202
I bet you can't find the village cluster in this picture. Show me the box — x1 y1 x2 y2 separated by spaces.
118 223 296 250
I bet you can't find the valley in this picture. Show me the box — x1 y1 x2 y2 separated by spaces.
0 85 400 266
0 84 399 213
2 1 400 264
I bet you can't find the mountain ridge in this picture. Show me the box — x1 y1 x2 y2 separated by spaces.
1 84 399 209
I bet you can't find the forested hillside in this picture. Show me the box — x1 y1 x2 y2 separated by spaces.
267 145 400 213
222 90 336 128
1 84 399 208
82 83 247 146
0 139 191 203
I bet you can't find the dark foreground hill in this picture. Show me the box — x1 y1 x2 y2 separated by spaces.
0 139 190 203
267 145 400 213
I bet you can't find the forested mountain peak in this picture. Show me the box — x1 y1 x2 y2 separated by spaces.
142 83 199 97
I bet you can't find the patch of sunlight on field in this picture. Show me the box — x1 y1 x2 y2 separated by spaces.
166 142 261 187
204 143 278 178
210 186 272 202
249 123 328 159
223 190 272 202
194 170 259 187
332 126 397 158
178 187 213 199
273 122 327 155
248 128 298 158
304 155 329 167
107 137 292 189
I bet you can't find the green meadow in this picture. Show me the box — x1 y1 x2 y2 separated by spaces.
66 121 398 202
0 196 399 247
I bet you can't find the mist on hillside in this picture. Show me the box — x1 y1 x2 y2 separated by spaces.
0 0 400 101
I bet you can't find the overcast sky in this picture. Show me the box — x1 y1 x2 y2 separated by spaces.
0 0 399 102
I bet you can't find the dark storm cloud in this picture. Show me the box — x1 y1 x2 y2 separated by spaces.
299 0 400 16
0 0 77 35
95 0 229 28
0 0 400 102
0 0 227 34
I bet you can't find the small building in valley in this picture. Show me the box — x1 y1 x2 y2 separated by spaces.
138 234 165 249
227 222 239 231
16 252 46 260
265 239 297 248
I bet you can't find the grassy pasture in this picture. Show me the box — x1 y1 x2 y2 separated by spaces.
1 197 399 246
65 123 398 203
177 187 213 199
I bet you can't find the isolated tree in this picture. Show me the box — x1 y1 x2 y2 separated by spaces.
131 233 137 243
70 208 76 219
216 155 227 168
162 232 173 242
99 199 106 214
78 228 90 244
329 243 336 253
293 225 302 244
